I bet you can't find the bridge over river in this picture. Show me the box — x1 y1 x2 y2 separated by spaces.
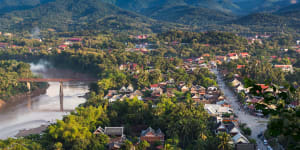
18 78 97 112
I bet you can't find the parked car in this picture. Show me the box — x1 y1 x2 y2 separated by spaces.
264 139 268 145
257 133 263 138
267 145 273 150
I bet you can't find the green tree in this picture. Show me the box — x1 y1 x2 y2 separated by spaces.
217 132 232 150
137 140 150 150
123 140 134 150
245 79 300 149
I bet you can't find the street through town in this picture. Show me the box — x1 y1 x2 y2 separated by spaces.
212 69 269 150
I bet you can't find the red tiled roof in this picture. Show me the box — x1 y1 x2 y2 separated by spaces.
198 60 205 64
59 45 68 48
202 53 210 57
257 84 269 90
274 65 292 68
150 84 159 88
228 53 237 57
222 104 231 107
132 63 138 68
240 52 249 56
185 59 193 62
237 65 245 69
271 56 277 59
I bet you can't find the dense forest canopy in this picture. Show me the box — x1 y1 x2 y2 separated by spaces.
0 0 299 34
0 31 227 149
0 60 45 101
0 10 299 148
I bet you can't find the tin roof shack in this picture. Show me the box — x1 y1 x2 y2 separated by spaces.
94 127 126 149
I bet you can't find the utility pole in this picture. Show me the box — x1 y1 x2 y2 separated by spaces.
59 82 64 112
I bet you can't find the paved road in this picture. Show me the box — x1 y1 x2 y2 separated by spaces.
212 69 268 150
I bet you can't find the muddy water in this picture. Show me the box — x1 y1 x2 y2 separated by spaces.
0 61 90 139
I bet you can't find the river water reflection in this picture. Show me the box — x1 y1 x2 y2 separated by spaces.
0 61 90 139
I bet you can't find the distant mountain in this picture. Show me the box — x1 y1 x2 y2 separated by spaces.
0 0 53 14
103 0 298 15
278 2 300 12
232 13 286 26
0 0 298 16
0 0 299 34
276 3 300 18
143 5 236 26
188 0 240 14
107 0 240 14
232 0 297 14
0 0 179 33
230 12 300 33
100 0 238 26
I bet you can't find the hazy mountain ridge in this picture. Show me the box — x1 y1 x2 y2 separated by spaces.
233 0 297 14
106 0 240 14
102 0 298 15
0 0 180 33
0 0 53 14
0 0 299 33
143 5 236 26
276 3 300 18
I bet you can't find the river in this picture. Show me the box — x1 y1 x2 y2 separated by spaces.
0 60 90 139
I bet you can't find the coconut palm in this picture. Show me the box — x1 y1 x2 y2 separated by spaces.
217 132 231 150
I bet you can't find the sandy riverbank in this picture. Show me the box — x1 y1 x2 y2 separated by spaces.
0 86 48 111
15 125 49 137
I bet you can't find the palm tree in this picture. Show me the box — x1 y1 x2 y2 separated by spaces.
217 132 231 150
123 140 134 150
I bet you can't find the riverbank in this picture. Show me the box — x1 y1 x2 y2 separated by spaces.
15 125 49 137
0 60 90 140
0 86 49 111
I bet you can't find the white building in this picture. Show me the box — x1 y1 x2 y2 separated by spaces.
204 104 233 116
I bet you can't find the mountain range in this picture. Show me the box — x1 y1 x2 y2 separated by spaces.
0 0 53 14
104 0 298 15
0 0 182 33
0 0 299 34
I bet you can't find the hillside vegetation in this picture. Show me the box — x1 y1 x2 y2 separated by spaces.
0 0 181 33
0 0 299 34
0 0 53 14
143 5 236 26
